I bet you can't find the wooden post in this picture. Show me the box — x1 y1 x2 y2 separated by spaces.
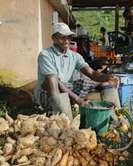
115 0 119 31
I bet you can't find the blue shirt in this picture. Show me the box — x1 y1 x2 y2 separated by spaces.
34 46 87 104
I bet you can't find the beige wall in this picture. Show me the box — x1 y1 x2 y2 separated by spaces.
0 0 39 87
40 0 64 48
41 0 53 48
0 0 66 88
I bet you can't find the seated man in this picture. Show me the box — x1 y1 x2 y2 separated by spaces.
34 22 119 119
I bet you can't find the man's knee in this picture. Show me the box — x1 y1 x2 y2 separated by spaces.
45 74 58 83
43 74 60 96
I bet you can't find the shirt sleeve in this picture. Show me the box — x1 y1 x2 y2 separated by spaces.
75 52 88 71
38 51 57 76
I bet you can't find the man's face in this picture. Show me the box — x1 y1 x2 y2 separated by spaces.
52 33 72 51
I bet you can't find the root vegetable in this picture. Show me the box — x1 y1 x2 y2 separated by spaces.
51 148 62 166
67 155 74 166
73 158 80 166
3 143 14 155
59 151 69 166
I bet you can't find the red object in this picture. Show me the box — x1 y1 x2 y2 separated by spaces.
69 41 78 52
107 46 116 60
110 50 116 60
90 42 107 57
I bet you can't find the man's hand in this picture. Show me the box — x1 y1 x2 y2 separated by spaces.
108 76 120 88
76 97 90 105
101 76 120 89
58 81 90 105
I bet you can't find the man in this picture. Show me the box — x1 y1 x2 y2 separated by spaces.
34 22 119 119
100 27 110 50
123 9 133 36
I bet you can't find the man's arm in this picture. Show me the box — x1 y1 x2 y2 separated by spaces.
80 64 119 88
80 64 112 82
58 81 89 105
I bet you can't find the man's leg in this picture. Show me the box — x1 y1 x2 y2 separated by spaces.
42 75 73 120
72 78 100 98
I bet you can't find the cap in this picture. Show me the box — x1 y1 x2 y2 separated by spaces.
52 22 75 36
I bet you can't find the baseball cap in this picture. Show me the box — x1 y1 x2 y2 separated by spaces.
52 22 75 36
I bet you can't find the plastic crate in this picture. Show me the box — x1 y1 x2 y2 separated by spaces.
116 74 133 108
120 74 133 85
119 84 133 106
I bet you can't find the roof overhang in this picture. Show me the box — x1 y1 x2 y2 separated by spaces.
69 0 133 10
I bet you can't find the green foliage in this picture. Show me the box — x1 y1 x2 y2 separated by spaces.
73 10 125 40
0 101 10 117
117 160 129 166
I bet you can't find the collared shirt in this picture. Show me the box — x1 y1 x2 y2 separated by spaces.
34 45 87 104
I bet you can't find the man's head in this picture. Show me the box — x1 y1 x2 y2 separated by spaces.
52 22 75 36
123 9 132 18
100 27 106 33
52 22 75 51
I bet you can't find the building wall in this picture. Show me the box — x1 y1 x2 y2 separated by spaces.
40 0 64 48
0 0 39 87
41 0 53 48
0 0 66 88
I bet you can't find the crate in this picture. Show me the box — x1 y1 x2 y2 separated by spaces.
119 84 133 106
119 74 133 85
117 74 133 108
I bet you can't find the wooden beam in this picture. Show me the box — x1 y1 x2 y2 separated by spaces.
115 0 119 31
71 0 127 8
49 0 69 23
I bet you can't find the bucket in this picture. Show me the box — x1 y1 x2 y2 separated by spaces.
79 101 113 135
101 85 121 108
